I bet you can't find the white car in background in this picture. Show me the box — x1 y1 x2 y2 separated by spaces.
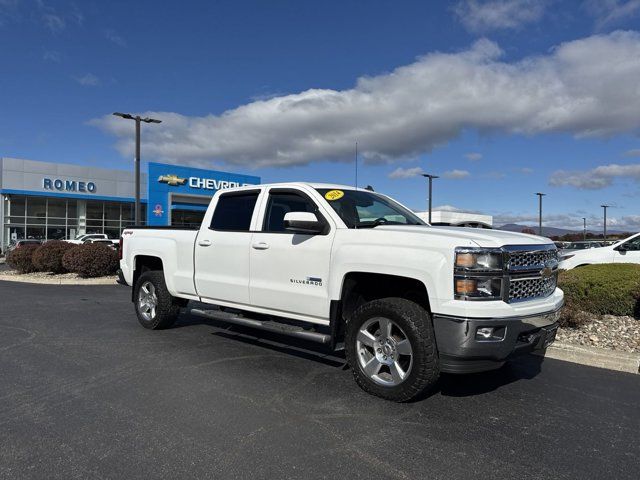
66 233 117 245
558 233 640 270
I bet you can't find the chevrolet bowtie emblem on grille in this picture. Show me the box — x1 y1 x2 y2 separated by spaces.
158 174 187 186
540 259 558 278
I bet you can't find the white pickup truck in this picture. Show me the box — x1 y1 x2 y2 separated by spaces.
120 183 563 401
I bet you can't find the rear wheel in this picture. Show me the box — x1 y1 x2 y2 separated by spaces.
134 271 181 329
345 297 439 402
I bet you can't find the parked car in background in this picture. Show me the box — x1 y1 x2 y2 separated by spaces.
67 233 118 245
563 241 603 251
559 233 640 269
86 238 118 250
6 239 43 253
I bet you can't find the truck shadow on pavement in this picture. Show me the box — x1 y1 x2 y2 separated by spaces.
437 355 544 398
175 310 545 401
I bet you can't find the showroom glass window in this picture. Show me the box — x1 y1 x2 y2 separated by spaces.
2 195 140 249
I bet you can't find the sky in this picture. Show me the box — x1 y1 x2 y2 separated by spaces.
1 0 640 231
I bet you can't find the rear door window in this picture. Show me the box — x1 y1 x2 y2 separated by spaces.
210 192 259 231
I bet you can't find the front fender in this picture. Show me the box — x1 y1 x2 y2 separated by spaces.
329 243 451 313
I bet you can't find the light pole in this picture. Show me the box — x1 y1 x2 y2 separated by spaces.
421 173 439 224
535 192 546 236
582 217 587 241
113 112 162 225
601 205 611 241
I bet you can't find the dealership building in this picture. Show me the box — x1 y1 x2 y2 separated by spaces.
0 157 260 250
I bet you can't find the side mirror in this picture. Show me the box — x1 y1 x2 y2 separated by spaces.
614 244 627 252
283 212 324 234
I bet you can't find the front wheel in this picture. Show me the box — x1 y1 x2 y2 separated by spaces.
134 270 181 329
345 297 440 402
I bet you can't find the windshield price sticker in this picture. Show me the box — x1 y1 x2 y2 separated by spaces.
325 190 345 201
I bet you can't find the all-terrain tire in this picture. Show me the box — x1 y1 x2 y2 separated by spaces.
134 270 181 329
345 297 440 402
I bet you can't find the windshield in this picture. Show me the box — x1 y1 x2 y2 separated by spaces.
613 232 640 247
316 189 426 228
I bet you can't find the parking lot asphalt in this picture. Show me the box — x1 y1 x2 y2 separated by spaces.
1 281 638 480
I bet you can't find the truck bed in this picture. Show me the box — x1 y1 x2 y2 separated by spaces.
121 227 199 297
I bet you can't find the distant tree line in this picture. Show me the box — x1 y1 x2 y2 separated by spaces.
520 228 633 241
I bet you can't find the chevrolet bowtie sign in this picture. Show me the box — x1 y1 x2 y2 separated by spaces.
157 174 187 186
158 173 251 190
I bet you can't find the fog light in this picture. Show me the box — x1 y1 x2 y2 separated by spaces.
476 327 494 339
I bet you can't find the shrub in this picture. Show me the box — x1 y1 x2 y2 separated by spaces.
62 243 119 278
558 264 640 327
6 244 40 273
32 240 75 274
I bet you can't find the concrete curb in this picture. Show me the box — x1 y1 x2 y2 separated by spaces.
0 274 117 286
541 341 640 374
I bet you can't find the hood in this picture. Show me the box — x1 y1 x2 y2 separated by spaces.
374 225 552 248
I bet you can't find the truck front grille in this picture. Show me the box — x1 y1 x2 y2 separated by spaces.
504 245 558 303
507 249 558 270
508 275 557 302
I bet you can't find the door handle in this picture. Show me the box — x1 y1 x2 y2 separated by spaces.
252 242 269 250
198 239 212 247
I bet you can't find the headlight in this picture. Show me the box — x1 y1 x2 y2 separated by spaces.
455 247 503 272
454 247 504 300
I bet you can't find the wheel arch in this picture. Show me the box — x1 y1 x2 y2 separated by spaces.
330 271 431 350
132 255 164 302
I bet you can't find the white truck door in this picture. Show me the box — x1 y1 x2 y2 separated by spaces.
613 236 640 264
249 188 333 321
194 190 261 305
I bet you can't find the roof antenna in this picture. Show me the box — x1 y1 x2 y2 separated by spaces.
355 141 358 190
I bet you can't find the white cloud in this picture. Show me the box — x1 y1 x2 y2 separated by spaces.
104 29 126 47
550 163 640 189
0 0 20 27
42 50 61 62
75 73 100 86
388 166 424 179
70 5 83 26
42 12 64 33
443 169 471 179
585 0 640 30
465 152 482 161
623 148 640 157
519 167 534 174
453 0 546 32
92 31 640 169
